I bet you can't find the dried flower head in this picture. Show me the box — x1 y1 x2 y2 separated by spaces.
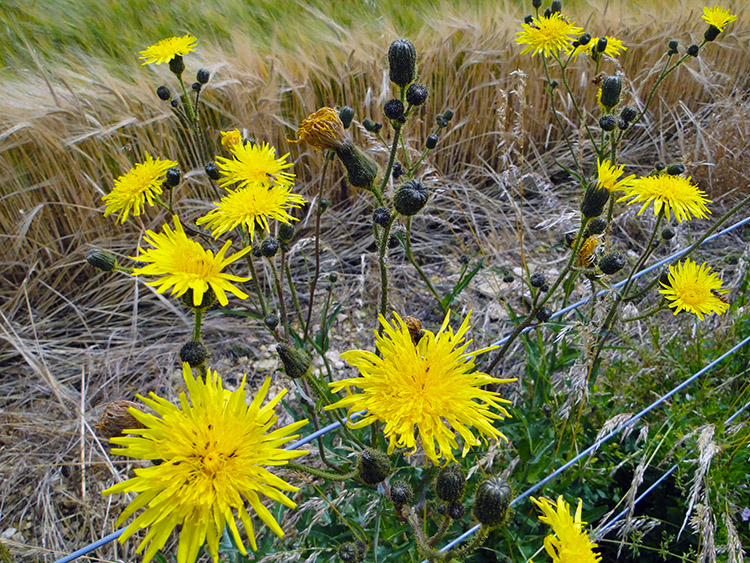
288 107 348 151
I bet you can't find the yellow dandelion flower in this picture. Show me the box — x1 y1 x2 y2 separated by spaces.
103 363 309 563
569 36 627 59
597 159 634 193
216 141 295 191
532 496 602 563
660 258 729 320
516 13 584 58
131 215 251 307
221 129 243 151
102 154 177 223
139 34 197 65
196 182 306 240
326 311 517 465
617 174 711 222
577 237 598 267
702 6 737 31
288 107 348 151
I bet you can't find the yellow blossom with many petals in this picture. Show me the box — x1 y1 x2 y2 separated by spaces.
221 129 243 151
102 154 177 223
618 174 710 222
569 36 627 59
103 363 308 563
660 258 729 320
326 311 516 465
131 216 251 306
516 13 584 58
216 141 295 191
139 34 197 65
532 496 602 563
702 6 737 31
596 159 634 193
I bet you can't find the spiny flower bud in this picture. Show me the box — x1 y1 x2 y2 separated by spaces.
536 307 552 322
191 82 201 92
95 400 144 440
406 83 428 106
373 207 391 227
599 252 626 275
339 106 355 129
447 501 465 520
435 463 466 503
357 448 392 484
196 68 210 84
587 218 607 235
384 99 406 121
442 109 454 121
600 76 622 110
278 222 295 243
337 543 361 563
393 180 429 216
87 249 117 272
668 40 679 51
156 85 171 101
277 343 312 379
532 0 542 8
165 166 181 187
170 99 179 108
390 480 413 507
205 161 221 180
264 313 279 330
580 184 610 218
687 44 700 57
530 272 546 288
260 237 279 258
599 115 616 131
662 227 675 240
362 118 382 133
168 55 185 76
473 477 513 528
388 39 417 87
621 106 638 123
666 163 685 175
426 134 438 149
335 141 379 189
180 340 209 367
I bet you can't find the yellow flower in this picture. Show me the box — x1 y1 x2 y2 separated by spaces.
220 129 243 151
326 311 517 465
102 154 177 223
139 34 198 65
617 174 711 222
596 159 634 193
196 182 306 240
577 237 598 267
288 107 348 151
103 363 308 563
569 36 627 59
131 215 251 307
216 141 295 191
702 6 737 31
660 258 729 320
532 496 602 563
516 13 584 58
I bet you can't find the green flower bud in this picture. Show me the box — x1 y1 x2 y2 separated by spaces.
580 184 610 218
165 166 181 187
334 141 379 189
599 252 626 275
87 249 117 272
180 341 209 367
357 448 391 484
435 463 465 503
390 480 413 507
373 207 391 227
406 82 428 106
536 307 552 322
156 85 171 101
278 222 295 243
662 227 675 240
473 477 513 528
587 218 607 235
362 118 382 133
276 343 312 379
337 543 361 563
620 106 638 123
388 39 417 87
260 237 279 258
600 76 622 110
530 272 546 287
393 180 429 216
447 501 465 520
196 68 210 84
339 106 355 129
426 134 438 149
550 0 562 13
168 55 185 76
687 44 700 57
205 161 221 180
599 115 616 131
264 313 279 330
384 98 406 121
666 163 685 175
181 287 218 310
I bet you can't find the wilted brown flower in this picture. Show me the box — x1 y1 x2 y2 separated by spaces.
288 107 347 151
95 400 144 439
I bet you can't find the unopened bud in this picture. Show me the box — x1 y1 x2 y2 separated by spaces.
357 448 392 484
277 343 312 379
196 68 210 84
393 180 429 216
95 400 144 440
599 252 626 275
180 340 209 367
339 106 355 129
388 39 417 87
473 477 513 528
435 463 466 503
87 249 117 272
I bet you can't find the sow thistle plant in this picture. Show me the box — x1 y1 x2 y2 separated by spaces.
83 3 744 562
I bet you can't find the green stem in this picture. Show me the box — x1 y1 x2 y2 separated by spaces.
404 217 443 309
269 260 290 342
177 75 197 127
377 213 398 325
286 461 356 482
193 308 203 341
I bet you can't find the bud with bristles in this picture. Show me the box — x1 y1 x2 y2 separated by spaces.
339 106 355 129
600 76 622 110
156 85 171 101
180 341 209 367
666 163 685 176
205 161 220 180
587 218 607 235
580 184 610 218
264 313 279 330
278 223 295 243
599 252 626 275
196 68 210 84
393 180 429 216
406 83 428 106
435 463 465 503
260 238 279 258
388 39 417 87
277 343 312 379
390 480 413 507
357 448 392 484
168 55 185 76
473 477 513 528
335 141 379 189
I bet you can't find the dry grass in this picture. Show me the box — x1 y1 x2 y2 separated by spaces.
1 1 749 560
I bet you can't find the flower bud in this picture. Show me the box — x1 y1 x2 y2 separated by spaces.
406 83 428 106
180 340 209 367
621 106 638 123
654 161 666 172
659 271 671 287
87 249 117 272
191 82 201 92
587 218 607 235
599 115 616 131
390 480 413 507
393 180 429 216
388 39 417 87
337 543 361 563
165 166 181 187
580 184 610 218
596 37 608 53
196 68 210 84
447 501 465 520
156 85 171 101
278 222 295 243
170 99 179 108
442 109 454 121
550 0 562 13
530 272 546 287
599 252 626 275
503 274 514 283
205 161 221 180
339 106 355 129
473 477 513 528
373 207 391 227
532 0 542 8
704 25 720 42
687 44 700 57
666 163 685 176
426 134 438 149
524 15 534 24
277 343 312 379
357 448 392 484
578 33 591 46
264 313 279 330
536 307 552 322
362 118 382 133
600 76 622 110
335 141 379 189
668 40 679 51
260 237 279 258
384 98 405 121
319 197 331 213
181 287 218 310
168 55 185 76
662 227 675 240
95 400 144 440
435 463 465 503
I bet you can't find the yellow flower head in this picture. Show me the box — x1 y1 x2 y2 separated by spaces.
617 174 711 222
196 182 306 240
516 13 584 58
326 311 517 465
702 6 737 31
216 141 295 191
596 159 634 193
577 236 598 267
139 34 198 65
288 107 348 150
532 496 602 563
103 363 309 563
102 153 177 223
660 258 729 320
220 129 243 151
131 215 251 307
569 36 627 59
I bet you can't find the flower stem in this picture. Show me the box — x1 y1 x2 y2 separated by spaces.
286 461 357 481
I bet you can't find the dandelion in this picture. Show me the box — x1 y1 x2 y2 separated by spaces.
220 129 243 151
103 363 309 563
660 258 729 320
216 141 295 191
139 34 198 65
131 215 251 307
532 496 602 563
288 107 348 151
196 182 306 240
570 36 627 59
596 159 634 193
326 311 516 465
102 153 177 223
702 6 737 31
516 13 584 58
618 174 711 222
